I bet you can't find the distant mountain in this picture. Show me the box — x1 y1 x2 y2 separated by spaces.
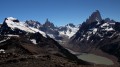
69 10 120 62
25 20 42 29
58 23 79 38
43 18 55 28
25 19 79 44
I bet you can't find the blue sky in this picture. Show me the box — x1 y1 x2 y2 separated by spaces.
0 0 120 26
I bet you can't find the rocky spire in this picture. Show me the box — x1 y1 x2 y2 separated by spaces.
43 18 54 28
86 10 102 24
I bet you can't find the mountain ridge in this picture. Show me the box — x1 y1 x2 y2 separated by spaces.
0 17 90 67
25 19 79 44
0 10 120 66
69 10 120 64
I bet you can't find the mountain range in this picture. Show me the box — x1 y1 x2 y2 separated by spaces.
25 18 79 45
0 16 90 67
0 10 120 67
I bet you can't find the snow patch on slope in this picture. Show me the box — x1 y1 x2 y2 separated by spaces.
30 39 37 44
105 27 114 31
6 34 19 37
101 22 114 31
29 27 46 37
101 23 109 27
47 34 55 38
0 37 10 43
92 28 97 34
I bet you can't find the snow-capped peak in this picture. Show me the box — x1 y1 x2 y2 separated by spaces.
6 17 17 21
5 17 19 23
3 17 47 37
59 23 79 38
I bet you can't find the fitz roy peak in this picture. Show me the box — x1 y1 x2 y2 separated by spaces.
69 10 120 62
86 10 102 24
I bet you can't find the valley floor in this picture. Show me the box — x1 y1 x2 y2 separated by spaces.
66 48 120 67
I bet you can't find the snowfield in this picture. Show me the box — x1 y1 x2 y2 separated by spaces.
59 25 79 38
5 17 47 37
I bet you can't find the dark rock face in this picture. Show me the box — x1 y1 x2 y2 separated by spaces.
42 19 59 39
66 23 76 27
86 10 102 24
43 18 55 28
105 18 116 23
41 19 60 38
70 10 120 62
0 24 2 28
12 19 19 22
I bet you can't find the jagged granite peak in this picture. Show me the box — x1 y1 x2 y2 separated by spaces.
43 18 55 28
86 10 102 24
